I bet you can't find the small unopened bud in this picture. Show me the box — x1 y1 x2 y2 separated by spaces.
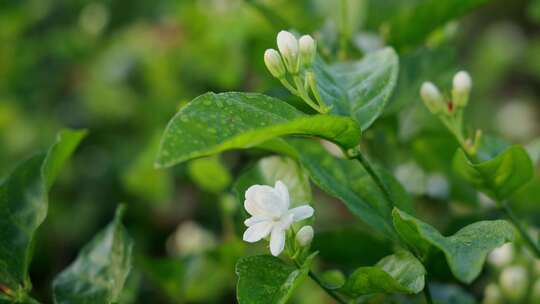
264 49 286 78
296 225 314 246
299 35 316 67
277 30 299 73
452 71 472 108
420 82 444 114
499 266 528 302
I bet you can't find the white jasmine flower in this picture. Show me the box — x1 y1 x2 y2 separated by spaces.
277 30 299 73
452 71 472 107
420 82 444 114
264 49 286 78
243 180 314 256
296 225 314 246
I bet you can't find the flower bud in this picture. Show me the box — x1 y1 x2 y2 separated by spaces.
277 30 299 73
420 82 445 114
264 49 286 78
499 266 528 302
299 35 316 67
296 225 314 246
452 71 472 108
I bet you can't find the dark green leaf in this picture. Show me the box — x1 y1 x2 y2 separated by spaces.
290 139 413 239
155 92 361 168
236 253 316 304
0 129 86 295
52 205 133 304
314 48 399 130
453 145 534 200
392 208 514 283
366 0 490 49
340 250 425 296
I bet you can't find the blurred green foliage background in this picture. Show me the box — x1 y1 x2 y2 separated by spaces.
1 0 540 303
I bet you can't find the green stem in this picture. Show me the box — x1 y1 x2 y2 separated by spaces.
423 279 434 304
500 200 540 258
349 148 399 209
292 75 324 113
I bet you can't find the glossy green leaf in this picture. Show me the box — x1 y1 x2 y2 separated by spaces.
366 0 490 49
290 139 413 239
155 92 361 168
453 145 534 200
392 208 514 283
52 205 133 304
0 129 86 295
234 155 311 207
340 250 425 296
236 253 316 304
314 48 399 130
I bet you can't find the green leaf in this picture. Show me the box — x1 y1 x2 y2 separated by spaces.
340 250 426 296
0 129 86 294
234 155 311 207
366 0 490 49
392 208 515 283
453 145 534 200
314 48 399 130
290 139 413 239
188 156 232 193
236 253 316 304
155 92 361 168
52 205 133 304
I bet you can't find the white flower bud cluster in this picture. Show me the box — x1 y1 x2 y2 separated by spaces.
264 30 330 114
419 70 479 156
419 70 473 115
